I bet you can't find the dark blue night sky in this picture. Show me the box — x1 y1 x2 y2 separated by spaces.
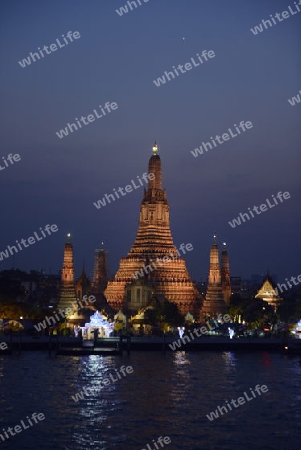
0 0 300 282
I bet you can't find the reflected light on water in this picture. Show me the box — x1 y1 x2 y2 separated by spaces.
260 352 272 366
0 352 300 449
170 351 191 403
174 351 191 366
71 355 119 449
222 351 237 371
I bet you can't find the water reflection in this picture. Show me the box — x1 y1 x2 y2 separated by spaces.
222 351 237 371
71 355 118 449
173 351 191 366
0 352 299 449
260 351 272 366
170 351 191 403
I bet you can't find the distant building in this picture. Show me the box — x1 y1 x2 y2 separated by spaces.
251 273 265 285
37 273 60 307
251 273 278 285
230 276 242 296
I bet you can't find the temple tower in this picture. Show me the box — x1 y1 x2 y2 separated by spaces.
90 244 112 311
57 234 77 314
221 242 231 306
105 143 202 317
202 236 227 317
75 263 91 300
92 244 108 294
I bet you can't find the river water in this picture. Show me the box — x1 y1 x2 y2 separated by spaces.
0 350 299 450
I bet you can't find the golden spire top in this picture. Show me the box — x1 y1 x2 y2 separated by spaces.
152 142 158 155
67 233 71 243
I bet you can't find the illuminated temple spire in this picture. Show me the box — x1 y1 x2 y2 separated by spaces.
221 242 231 306
129 142 174 253
105 143 202 317
57 233 77 314
208 236 221 285
202 236 227 317
147 142 162 190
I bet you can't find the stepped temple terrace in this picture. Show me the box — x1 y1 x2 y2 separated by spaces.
104 143 203 318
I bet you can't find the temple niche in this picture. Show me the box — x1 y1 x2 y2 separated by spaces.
105 143 203 319
125 279 152 314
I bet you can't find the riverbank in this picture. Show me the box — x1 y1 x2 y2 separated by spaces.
0 335 300 355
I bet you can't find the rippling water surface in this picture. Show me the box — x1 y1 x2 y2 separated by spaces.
0 351 300 450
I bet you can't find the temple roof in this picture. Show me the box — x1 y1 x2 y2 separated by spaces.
255 275 280 299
